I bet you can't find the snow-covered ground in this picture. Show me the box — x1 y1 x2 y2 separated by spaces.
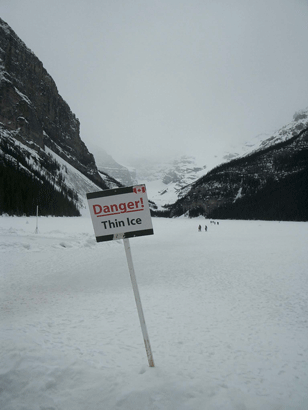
1 213 308 410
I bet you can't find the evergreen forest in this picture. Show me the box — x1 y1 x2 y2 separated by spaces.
0 137 80 217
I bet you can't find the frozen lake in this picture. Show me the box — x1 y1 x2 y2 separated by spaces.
1 215 308 409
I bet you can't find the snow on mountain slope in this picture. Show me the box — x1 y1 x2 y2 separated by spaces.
44 147 102 211
0 128 105 213
149 108 308 208
223 107 308 160
130 156 207 208
86 108 308 212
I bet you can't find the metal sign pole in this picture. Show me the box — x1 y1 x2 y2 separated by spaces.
35 205 39 234
123 238 155 367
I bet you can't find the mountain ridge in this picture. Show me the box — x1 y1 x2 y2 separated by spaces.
1 17 307 220
167 124 308 221
120 108 308 213
0 17 122 215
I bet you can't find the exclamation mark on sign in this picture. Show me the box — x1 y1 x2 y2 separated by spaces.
140 197 144 208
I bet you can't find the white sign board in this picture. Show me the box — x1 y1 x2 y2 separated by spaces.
87 185 154 242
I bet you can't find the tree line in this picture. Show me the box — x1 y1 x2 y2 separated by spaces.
0 138 80 216
208 168 308 221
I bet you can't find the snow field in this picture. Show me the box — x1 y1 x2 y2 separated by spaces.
1 215 308 409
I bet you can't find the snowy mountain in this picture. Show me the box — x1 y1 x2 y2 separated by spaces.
168 122 308 221
227 107 308 158
1 16 307 220
125 107 308 214
0 127 108 215
125 107 307 220
0 18 121 216
125 155 207 209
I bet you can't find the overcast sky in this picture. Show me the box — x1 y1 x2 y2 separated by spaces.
1 0 308 165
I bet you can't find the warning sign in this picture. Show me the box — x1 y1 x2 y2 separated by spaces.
86 185 154 242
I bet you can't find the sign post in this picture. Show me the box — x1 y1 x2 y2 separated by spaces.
35 205 39 234
87 185 155 367
123 238 155 367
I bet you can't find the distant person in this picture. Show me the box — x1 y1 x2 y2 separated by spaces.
205 225 207 232
198 225 201 232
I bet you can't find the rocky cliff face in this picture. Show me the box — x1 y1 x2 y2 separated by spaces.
0 18 106 190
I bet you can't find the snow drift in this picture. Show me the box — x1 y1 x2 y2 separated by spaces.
1 215 308 409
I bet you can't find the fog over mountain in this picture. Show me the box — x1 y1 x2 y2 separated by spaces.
1 0 308 165
1 15 307 221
